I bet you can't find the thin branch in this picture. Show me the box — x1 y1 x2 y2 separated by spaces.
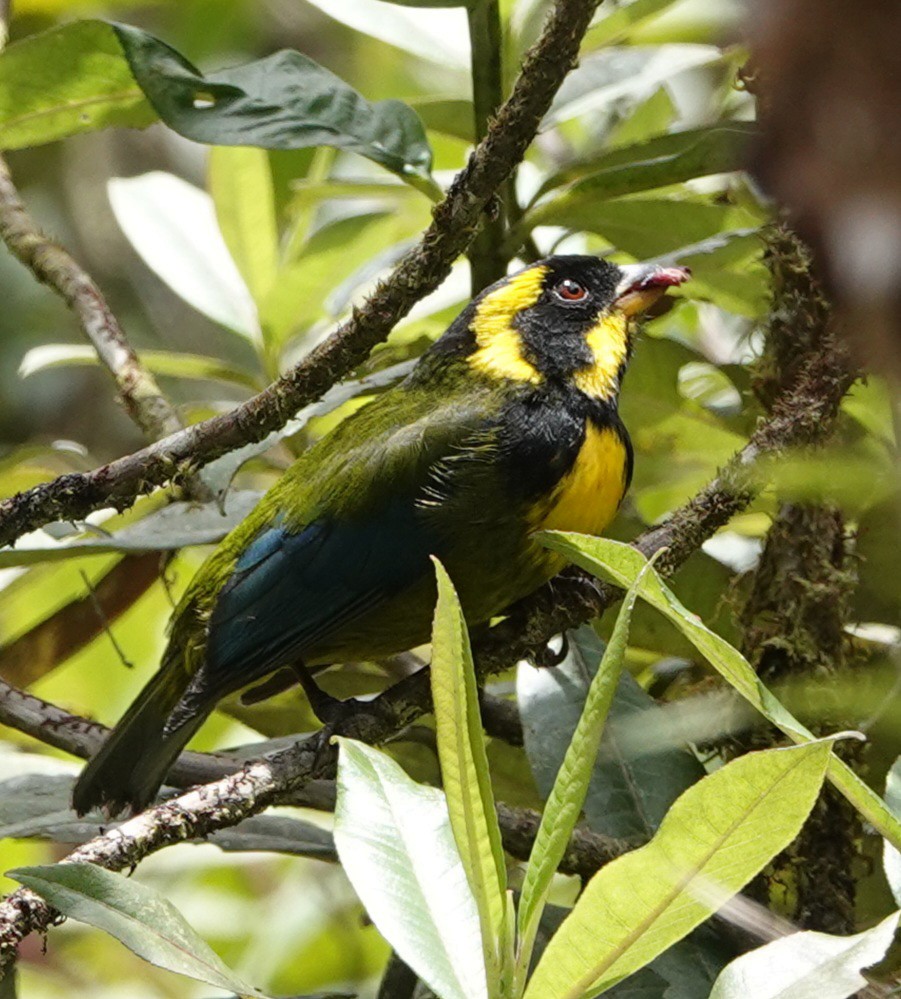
0 157 187 449
0 0 604 550
0 326 855 966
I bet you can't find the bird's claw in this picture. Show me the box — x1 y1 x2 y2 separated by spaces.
531 632 570 669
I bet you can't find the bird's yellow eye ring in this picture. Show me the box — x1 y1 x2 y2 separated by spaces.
554 278 589 302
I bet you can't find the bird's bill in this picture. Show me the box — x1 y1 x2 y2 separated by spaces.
613 263 691 317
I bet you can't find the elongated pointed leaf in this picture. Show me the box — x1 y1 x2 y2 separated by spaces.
538 534 901 858
708 911 900 999
584 0 683 49
431 560 508 990
0 20 154 150
8 864 269 996
113 23 433 181
516 574 645 982
334 738 488 999
524 741 833 999
533 122 756 201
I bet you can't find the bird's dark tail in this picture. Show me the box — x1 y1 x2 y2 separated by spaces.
72 665 209 818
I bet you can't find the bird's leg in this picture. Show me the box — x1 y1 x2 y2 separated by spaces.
291 662 359 727
240 667 299 705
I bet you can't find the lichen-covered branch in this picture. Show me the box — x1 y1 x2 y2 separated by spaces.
0 0 604 549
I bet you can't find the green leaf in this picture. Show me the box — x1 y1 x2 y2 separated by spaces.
260 211 417 347
538 534 901 855
8 863 269 996
605 86 676 149
540 196 761 259
541 535 807 737
334 738 488 999
533 122 756 202
708 911 900 999
430 559 508 994
108 172 261 342
209 146 280 306
518 626 705 839
0 20 155 150
113 23 433 181
547 46 720 129
515 571 646 990
524 742 833 999
19 344 259 390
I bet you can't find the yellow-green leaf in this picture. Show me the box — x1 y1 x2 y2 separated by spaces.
0 21 155 150
431 559 508 994
524 742 832 999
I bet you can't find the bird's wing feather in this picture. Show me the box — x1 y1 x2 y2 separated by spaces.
200 379 504 684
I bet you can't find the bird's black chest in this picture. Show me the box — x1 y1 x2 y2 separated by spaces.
498 385 615 502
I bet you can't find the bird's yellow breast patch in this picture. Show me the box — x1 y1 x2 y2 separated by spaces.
534 422 628 536
468 266 548 384
572 313 630 400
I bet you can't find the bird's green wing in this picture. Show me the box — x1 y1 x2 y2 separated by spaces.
186 374 507 691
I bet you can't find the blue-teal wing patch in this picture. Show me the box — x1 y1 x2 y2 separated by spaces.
205 502 434 681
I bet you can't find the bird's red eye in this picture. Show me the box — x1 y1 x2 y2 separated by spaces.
554 279 589 302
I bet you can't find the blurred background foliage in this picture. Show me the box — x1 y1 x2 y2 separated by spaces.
0 0 898 995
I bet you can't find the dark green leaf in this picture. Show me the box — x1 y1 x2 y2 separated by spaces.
546 196 761 258
533 122 756 200
0 20 155 150
113 23 433 180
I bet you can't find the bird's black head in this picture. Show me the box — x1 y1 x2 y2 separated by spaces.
436 255 689 401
